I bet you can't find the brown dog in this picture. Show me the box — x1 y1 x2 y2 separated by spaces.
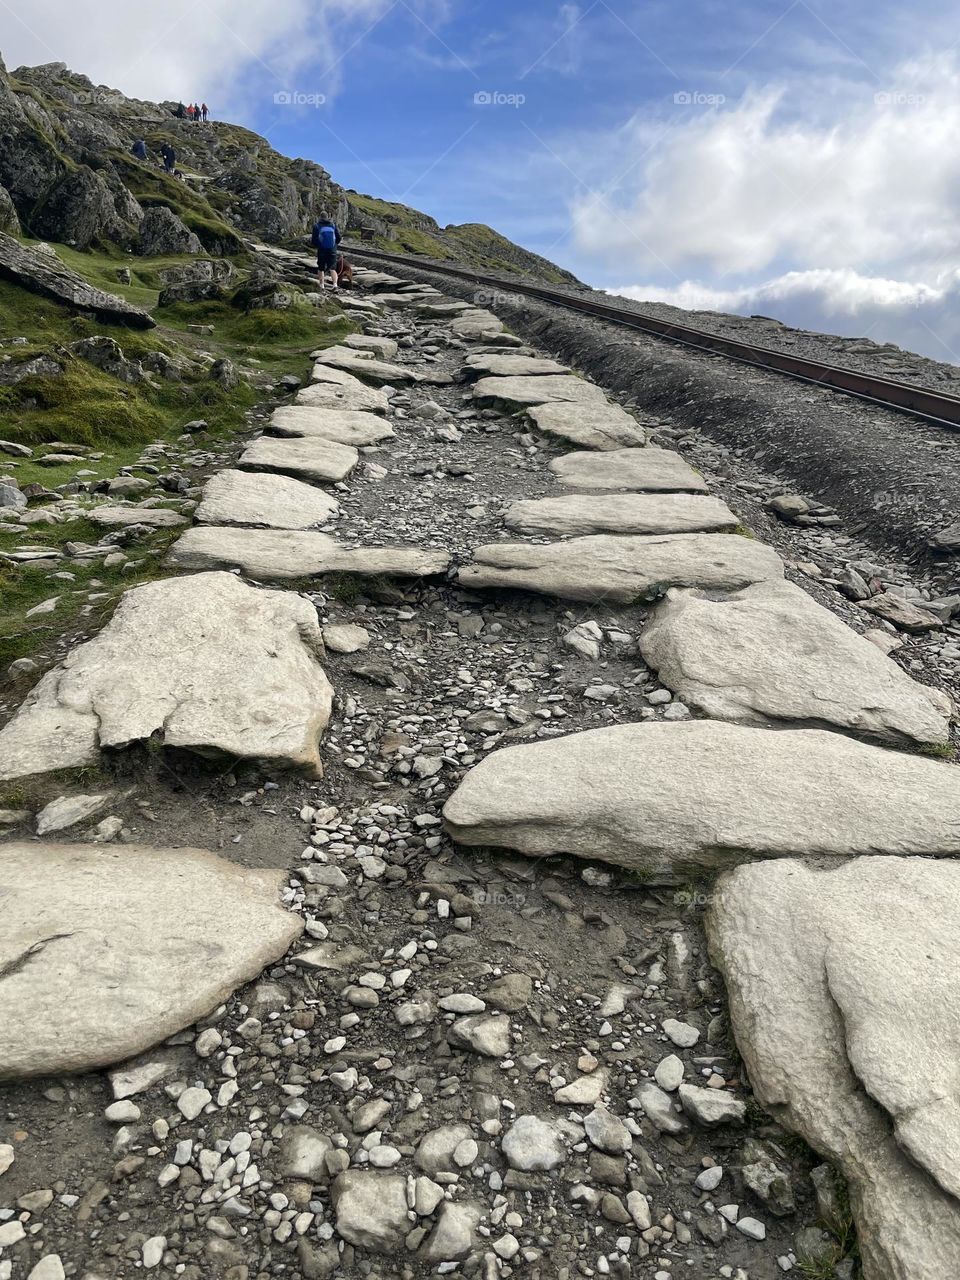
335 255 354 289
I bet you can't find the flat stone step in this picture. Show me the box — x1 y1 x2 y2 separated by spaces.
0 572 334 783
463 353 571 379
166 526 451 582
268 405 395 447
450 310 504 340
87 505 189 529
458 533 782 603
525 401 647 450
504 493 738 537
707 856 960 1277
640 580 952 746
472 374 608 409
195 469 339 530
442 720 960 877
341 334 399 359
0 842 302 1079
550 447 708 492
300 365 392 415
239 435 358 484
313 346 417 386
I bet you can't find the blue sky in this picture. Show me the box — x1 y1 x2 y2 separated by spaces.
6 0 960 358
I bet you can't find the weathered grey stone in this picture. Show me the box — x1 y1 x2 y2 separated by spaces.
549 446 708 492
504 492 738 537
472 373 607 408
0 572 333 782
166 526 450 582
707 857 960 1279
331 1171 410 1252
640 581 952 746
239 435 358 484
678 1084 746 1128
36 791 113 835
313 346 416 386
422 1201 482 1261
450 309 504 339
268 405 395 447
458 533 783 604
859 592 944 633
0 842 302 1078
195 469 339 530
501 1115 567 1171
280 1127 333 1181
463 353 570 378
322 624 370 654
341 334 399 359
0 231 155 327
525 400 647 450
298 368 391 415
86 505 188 529
447 1013 511 1057
444 720 960 876
415 1124 474 1176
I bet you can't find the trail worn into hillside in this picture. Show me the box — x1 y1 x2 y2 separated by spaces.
1 259 959 1280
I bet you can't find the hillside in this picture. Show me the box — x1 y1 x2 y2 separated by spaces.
0 55 578 283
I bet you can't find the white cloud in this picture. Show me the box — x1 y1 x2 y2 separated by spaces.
572 54 960 277
0 0 393 108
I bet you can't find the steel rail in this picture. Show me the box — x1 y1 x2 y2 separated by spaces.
344 244 960 430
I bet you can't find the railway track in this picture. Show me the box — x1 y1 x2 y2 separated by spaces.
347 244 960 431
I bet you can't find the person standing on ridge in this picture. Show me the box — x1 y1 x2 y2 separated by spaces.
201 102 209 121
160 142 176 174
311 212 342 291
131 138 148 161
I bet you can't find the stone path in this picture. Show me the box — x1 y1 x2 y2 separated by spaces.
1 257 958 1280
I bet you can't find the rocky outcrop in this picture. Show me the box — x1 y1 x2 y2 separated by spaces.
443 721 960 875
707 858 960 1279
136 205 201 256
0 842 303 1078
0 232 155 326
0 183 19 234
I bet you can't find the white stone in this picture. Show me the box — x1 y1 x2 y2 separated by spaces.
313 346 417 385
472 373 607 408
342 334 399 359
0 1144 13 1176
166 526 450 583
239 434 359 484
268 405 395 447
26 1257 65 1280
322 624 371 654
524 399 647 450
550 446 708 492
640 581 951 746
142 1237 166 1268
0 573 334 782
298 369 391 414
332 1171 410 1251
464 353 570 378
0 842 302 1078
663 1019 700 1048
87 506 188 529
501 1115 567 1171
707 856 960 1277
678 1083 745 1128
444 720 960 876
104 1100 141 1124
505 492 738 537
178 1087 212 1121
36 791 113 836
654 1054 684 1092
196 469 339 530
458 533 782 605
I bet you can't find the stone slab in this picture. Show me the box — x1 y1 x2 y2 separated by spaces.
166 526 451 582
549 447 708 492
450 310 504 339
313 346 417 385
0 232 155 328
87 506 188 529
195 470 339 530
525 400 647 450
443 720 960 877
463 353 571 379
707 857 960 1278
0 842 302 1078
0 572 334 782
458 533 782 603
301 365 392 414
268 405 394 447
342 334 399 359
504 493 738 537
640 581 952 745
472 374 607 409
239 435 358 484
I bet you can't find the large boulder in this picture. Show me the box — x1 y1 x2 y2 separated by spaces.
457 533 782 603
707 857 960 1279
443 721 960 876
0 571 334 782
136 205 202 256
0 842 302 1078
0 232 155 327
30 166 133 249
640 581 952 746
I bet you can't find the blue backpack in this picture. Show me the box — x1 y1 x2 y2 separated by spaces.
313 222 337 251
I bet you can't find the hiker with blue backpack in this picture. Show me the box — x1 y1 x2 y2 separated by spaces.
311 213 342 291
